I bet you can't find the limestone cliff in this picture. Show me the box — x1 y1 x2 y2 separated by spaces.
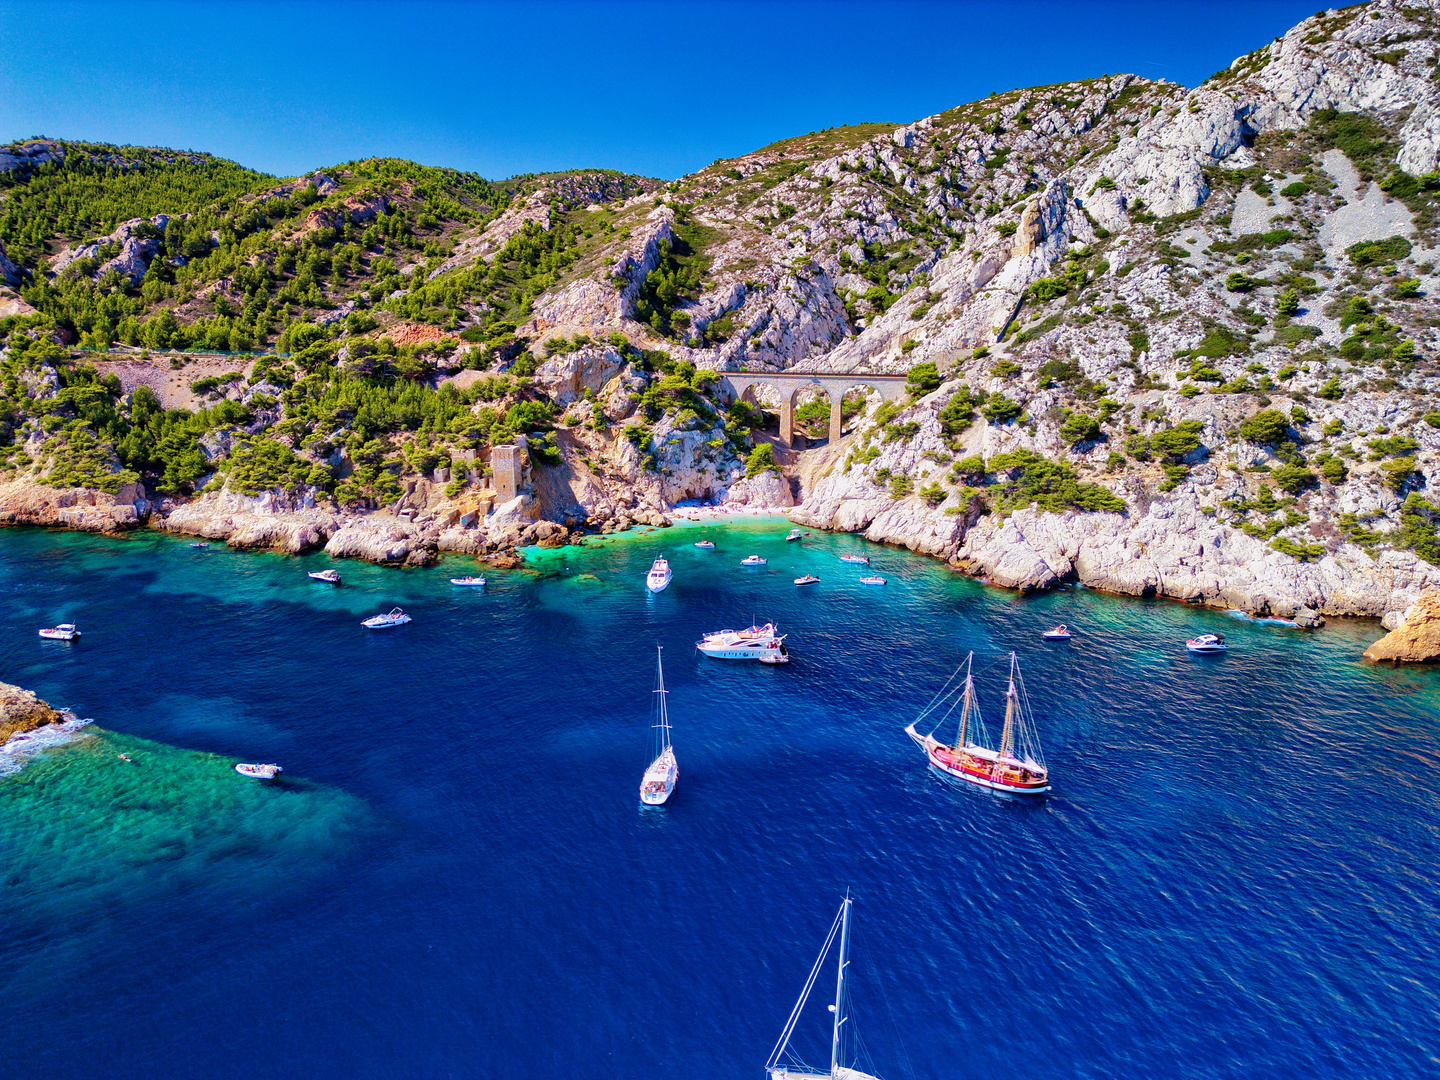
0 682 61 743
1364 586 1440 660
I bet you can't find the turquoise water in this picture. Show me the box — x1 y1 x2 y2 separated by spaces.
1 523 1437 1078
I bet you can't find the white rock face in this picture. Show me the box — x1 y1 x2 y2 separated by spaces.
1317 149 1414 263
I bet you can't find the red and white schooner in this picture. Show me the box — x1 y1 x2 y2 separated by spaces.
904 651 1051 795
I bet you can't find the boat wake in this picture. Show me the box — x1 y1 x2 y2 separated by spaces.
1226 609 1297 627
0 714 94 777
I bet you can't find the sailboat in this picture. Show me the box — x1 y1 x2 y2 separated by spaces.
766 893 883 1080
904 651 1051 795
639 647 677 806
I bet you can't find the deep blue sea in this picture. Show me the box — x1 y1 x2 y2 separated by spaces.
2 521 1437 1079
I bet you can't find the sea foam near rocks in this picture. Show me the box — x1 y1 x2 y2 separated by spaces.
0 714 93 776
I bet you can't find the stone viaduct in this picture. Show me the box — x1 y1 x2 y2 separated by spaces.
716 370 911 447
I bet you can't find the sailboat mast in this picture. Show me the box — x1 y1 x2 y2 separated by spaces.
956 650 974 748
655 646 670 751
998 651 1017 763
829 893 851 1077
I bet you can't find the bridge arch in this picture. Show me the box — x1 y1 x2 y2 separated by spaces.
717 369 910 447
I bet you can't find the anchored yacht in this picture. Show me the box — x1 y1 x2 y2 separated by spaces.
362 608 411 629
646 556 673 593
38 624 80 641
696 622 789 662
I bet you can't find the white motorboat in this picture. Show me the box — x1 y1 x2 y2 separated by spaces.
794 574 820 587
639 647 678 806
308 568 341 584
235 763 282 779
188 542 209 549
450 575 486 586
859 575 886 586
840 554 869 565
1042 624 1072 640
786 528 804 542
645 556 673 593
697 622 789 662
741 554 767 566
765 893 883 1080
362 607 411 629
1186 632 1228 654
38 623 80 641
694 540 715 549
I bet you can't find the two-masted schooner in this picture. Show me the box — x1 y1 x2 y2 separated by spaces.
765 893 883 1080
639 647 677 806
904 651 1051 795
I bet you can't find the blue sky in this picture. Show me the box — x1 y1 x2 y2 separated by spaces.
1 1 1323 181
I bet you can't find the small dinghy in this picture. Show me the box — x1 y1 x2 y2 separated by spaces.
362 607 411 629
741 554 767 566
308 569 341 584
1042 624 1072 640
793 574 820 587
859 575 886 586
38 623 81 641
1186 632 1227 654
188 542 209 549
786 528 804 542
693 540 715 549
235 763 282 779
840 554 870 565
450 575 486 587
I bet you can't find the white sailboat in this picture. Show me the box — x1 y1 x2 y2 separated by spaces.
639 647 677 806
766 893 883 1080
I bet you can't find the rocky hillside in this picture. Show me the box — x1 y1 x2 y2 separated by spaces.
3 0 1440 625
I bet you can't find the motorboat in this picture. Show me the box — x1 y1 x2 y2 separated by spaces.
235 763 282 779
694 540 715 549
697 622 790 662
904 651 1051 795
740 554 767 566
786 528 804 542
362 608 411 629
793 574 820 587
639 647 678 806
1042 624 1072 640
859 575 886 586
188 542 209 549
308 568 341 584
840 554 869 565
765 894 884 1080
1186 632 1228 654
645 556 673 593
450 575 486 586
38 624 80 641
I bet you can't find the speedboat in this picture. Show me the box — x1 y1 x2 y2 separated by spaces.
859 575 886 586
697 622 789 662
646 556 672 592
450 575 486 586
362 607 411 629
1186 632 1228 654
308 568 341 584
694 540 715 549
840 554 869 565
38 623 80 641
786 528 803 542
740 554 767 566
1042 624 1072 640
235 763 282 779
794 574 820 586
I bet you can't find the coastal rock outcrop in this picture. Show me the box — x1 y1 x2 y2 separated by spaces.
0 479 151 532
1363 588 1440 663
0 681 61 742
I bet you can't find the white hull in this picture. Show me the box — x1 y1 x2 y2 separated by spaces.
38 628 80 641
450 578 486 587
640 745 677 805
646 575 671 592
235 763 282 779
770 1069 882 1080
904 724 1051 795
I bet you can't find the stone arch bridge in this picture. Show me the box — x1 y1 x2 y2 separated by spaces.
717 370 911 447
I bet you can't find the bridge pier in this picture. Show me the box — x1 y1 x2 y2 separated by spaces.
719 370 911 449
779 392 794 448
829 395 843 444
